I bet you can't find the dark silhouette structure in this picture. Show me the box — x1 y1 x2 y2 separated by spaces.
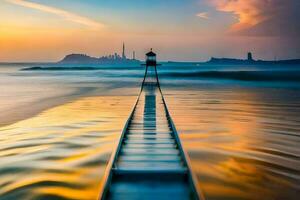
247 52 253 61
145 49 157 66
122 42 126 60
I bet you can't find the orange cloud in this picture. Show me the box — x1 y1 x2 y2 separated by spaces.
5 0 104 29
209 0 300 37
209 0 270 31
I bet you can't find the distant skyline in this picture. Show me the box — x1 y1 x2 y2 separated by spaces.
0 0 299 62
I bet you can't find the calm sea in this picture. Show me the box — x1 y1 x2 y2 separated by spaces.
0 62 299 200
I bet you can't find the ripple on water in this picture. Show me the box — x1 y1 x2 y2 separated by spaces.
0 96 135 200
164 88 300 200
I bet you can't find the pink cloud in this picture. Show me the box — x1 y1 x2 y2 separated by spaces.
196 12 209 19
208 0 300 36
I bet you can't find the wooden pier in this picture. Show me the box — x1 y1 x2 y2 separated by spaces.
99 50 203 200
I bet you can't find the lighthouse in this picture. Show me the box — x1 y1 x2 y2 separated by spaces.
145 49 157 67
141 49 161 88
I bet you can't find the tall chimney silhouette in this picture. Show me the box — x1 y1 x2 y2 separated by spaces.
122 42 126 59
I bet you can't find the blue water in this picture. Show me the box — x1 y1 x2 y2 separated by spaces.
19 62 300 87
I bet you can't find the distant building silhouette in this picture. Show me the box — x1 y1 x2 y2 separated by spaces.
248 52 253 61
58 42 141 64
122 42 126 59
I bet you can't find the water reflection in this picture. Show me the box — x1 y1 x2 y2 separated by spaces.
0 96 135 200
164 87 300 200
0 82 299 199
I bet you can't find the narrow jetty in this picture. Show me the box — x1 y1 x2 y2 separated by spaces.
99 50 202 200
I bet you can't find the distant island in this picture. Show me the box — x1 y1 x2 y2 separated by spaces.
59 48 299 65
59 43 140 64
206 52 300 65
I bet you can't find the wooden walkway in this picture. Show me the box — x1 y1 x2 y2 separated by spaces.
99 67 202 200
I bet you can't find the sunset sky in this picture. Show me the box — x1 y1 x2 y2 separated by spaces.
0 0 299 62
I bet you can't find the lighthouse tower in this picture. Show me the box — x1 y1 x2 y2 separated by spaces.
141 49 161 88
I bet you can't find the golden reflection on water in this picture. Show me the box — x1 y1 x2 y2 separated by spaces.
165 88 300 200
0 87 299 200
0 96 135 200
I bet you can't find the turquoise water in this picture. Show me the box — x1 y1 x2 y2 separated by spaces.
0 63 299 199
